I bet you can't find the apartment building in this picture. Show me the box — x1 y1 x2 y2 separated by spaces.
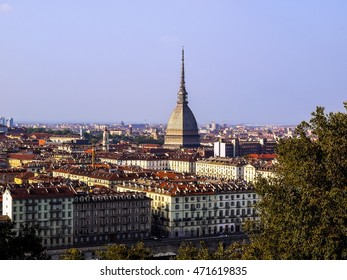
52 166 139 188
73 187 152 246
116 179 258 238
2 185 75 249
99 153 169 170
1 183 152 248
196 158 247 181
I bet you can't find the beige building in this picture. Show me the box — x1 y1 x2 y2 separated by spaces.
196 158 246 181
52 166 138 188
116 179 258 238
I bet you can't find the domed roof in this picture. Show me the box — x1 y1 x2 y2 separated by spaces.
164 48 200 148
166 103 198 132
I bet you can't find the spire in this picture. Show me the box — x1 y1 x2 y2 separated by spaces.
177 47 188 104
180 47 185 91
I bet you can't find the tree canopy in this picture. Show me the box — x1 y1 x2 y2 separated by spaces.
0 222 48 260
97 242 152 260
59 248 85 260
245 102 347 259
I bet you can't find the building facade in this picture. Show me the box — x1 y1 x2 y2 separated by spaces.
116 179 258 238
2 185 75 249
73 188 151 246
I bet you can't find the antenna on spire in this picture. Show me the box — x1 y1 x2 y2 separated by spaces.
180 46 185 90
177 46 188 104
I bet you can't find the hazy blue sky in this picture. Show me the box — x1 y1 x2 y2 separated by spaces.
1 1 346 125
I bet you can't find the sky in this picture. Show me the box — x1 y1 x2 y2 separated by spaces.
0 0 346 125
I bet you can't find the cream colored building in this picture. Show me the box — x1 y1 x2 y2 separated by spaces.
99 154 169 170
52 167 136 188
116 179 258 238
196 158 246 180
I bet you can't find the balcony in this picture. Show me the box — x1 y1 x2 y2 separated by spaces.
25 202 36 206
49 201 62 205
173 218 181 222
183 218 191 221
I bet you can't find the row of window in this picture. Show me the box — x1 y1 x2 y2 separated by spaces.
174 193 256 203
75 224 150 234
75 201 149 210
13 211 73 221
172 208 255 220
175 200 255 210
75 216 149 226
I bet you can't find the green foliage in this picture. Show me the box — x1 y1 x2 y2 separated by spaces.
97 242 152 260
246 102 347 259
0 222 48 260
59 248 84 260
176 241 250 260
211 241 249 260
0 221 16 260
83 132 103 144
133 136 164 145
176 241 210 260
25 127 73 135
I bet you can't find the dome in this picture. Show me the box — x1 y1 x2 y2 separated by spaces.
167 103 198 132
164 49 200 148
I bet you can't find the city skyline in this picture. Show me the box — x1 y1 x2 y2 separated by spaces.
1 1 346 124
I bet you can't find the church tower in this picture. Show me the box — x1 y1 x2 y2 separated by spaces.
164 48 200 148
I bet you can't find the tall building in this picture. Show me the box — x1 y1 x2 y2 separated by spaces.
164 48 200 148
0 117 5 126
6 117 14 128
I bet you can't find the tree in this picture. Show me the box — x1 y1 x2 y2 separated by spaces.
59 248 84 260
211 241 249 260
97 244 129 260
11 224 48 260
175 241 210 260
0 221 16 260
245 103 347 259
128 241 152 260
97 242 152 260
0 222 48 260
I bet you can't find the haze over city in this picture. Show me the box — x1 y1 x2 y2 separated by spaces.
1 0 346 125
